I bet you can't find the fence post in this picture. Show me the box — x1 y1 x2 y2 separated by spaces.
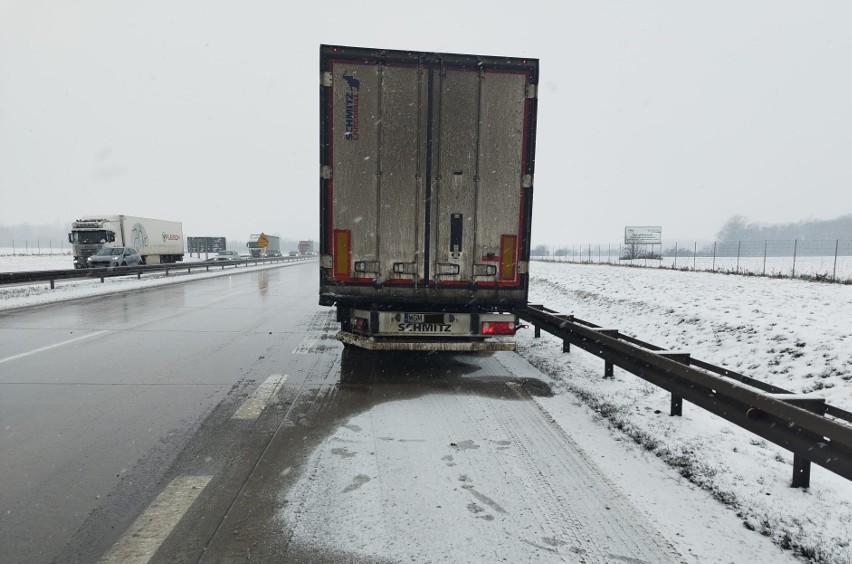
833 239 839 281
736 241 741 273
792 239 798 278
608 244 611 265
598 244 601 264
712 242 716 272
12 239 15 255
588 245 591 264
763 240 767 276
693 242 696 271
674 242 678 269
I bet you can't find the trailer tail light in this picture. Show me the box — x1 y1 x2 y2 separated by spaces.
333 230 351 277
500 235 517 280
481 321 516 336
353 317 369 333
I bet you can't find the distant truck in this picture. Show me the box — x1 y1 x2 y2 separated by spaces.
298 240 314 255
246 233 281 257
68 215 184 269
319 45 539 351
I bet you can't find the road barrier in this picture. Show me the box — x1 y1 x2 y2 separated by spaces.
0 256 315 289
517 304 852 489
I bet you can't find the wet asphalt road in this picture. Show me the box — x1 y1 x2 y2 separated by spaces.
0 261 680 563
0 263 325 562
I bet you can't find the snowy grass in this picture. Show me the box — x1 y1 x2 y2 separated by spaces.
536 255 852 284
518 261 852 563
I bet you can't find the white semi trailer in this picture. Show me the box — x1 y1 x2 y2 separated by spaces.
68 215 184 268
319 45 539 351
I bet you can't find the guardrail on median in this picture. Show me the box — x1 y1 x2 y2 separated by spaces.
516 304 852 489
0 256 316 289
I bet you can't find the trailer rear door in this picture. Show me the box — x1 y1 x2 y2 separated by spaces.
320 46 537 299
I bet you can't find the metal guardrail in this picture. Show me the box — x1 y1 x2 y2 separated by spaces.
0 256 315 289
517 304 852 489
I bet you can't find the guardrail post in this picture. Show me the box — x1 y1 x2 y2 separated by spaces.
534 326 541 338
562 339 570 353
50 279 55 290
792 455 811 488
765 393 825 488
100 276 105 283
670 395 683 416
596 329 620 378
137 273 141 280
658 352 691 416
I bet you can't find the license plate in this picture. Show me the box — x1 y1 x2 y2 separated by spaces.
399 312 452 333
404 313 444 324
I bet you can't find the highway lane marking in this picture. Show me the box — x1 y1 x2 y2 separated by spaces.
99 474 212 564
0 330 110 365
231 374 288 420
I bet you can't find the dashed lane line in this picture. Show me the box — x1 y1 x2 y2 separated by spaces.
0 330 110 365
231 374 288 420
99 474 213 564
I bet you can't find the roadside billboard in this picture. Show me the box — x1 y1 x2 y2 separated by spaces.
187 236 227 253
625 226 662 245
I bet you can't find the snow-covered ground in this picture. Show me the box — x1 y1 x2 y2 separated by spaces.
2 255 850 561
537 255 852 283
518 261 852 563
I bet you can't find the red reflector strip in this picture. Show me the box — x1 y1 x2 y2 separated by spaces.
500 235 517 280
333 230 351 277
353 317 368 333
481 321 516 335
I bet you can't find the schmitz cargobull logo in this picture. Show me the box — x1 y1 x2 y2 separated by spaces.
342 72 360 141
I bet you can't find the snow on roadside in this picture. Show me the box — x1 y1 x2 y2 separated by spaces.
0 255 307 311
518 261 852 563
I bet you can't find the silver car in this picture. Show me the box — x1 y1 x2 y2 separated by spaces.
212 250 241 261
87 247 143 268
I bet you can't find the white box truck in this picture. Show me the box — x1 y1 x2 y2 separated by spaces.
319 45 539 351
246 233 282 257
68 215 184 268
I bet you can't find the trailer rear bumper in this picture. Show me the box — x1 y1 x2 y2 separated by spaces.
337 331 515 352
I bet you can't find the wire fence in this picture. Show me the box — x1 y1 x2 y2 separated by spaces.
533 240 852 283
0 240 70 256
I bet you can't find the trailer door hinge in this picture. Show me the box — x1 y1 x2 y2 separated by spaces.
525 84 537 99
522 174 533 188
321 72 333 87
517 261 529 274
321 255 333 269
321 165 333 180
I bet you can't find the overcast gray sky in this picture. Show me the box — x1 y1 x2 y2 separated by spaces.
1 1 850 245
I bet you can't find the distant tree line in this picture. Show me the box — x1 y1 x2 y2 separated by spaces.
717 214 852 242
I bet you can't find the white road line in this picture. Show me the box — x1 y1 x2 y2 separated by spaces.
99 474 212 564
0 330 110 365
231 374 288 420
208 294 231 304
